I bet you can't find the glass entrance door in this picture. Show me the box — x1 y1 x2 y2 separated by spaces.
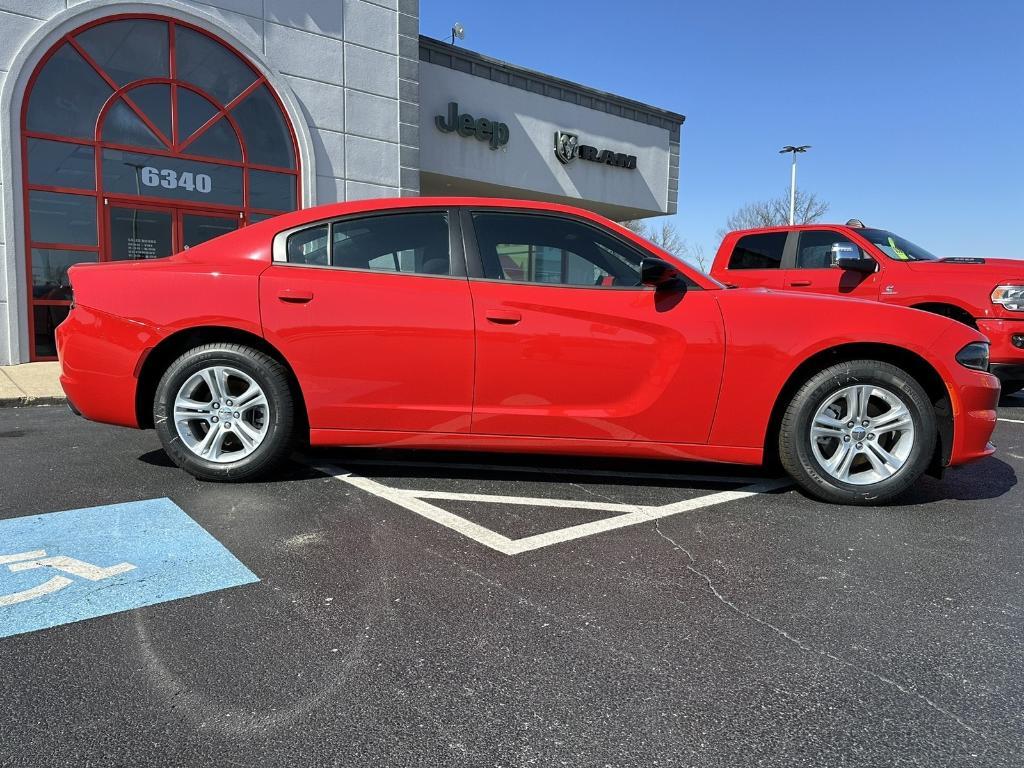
106 203 240 261
181 211 240 250
107 203 175 261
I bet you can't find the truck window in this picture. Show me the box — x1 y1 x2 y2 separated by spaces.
728 232 787 270
795 231 864 269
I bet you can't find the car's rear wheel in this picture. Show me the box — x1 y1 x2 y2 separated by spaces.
153 343 295 481
779 360 936 505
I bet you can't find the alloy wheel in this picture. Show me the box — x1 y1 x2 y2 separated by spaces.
173 365 270 463
809 384 915 486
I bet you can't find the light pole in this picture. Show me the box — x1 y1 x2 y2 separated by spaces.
779 145 811 225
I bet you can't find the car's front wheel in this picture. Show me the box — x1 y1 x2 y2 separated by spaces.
153 343 295 481
779 360 936 505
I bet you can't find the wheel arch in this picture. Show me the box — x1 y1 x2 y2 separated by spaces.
135 326 308 436
910 302 978 329
763 342 953 473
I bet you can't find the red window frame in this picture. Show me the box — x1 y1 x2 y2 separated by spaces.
20 13 302 360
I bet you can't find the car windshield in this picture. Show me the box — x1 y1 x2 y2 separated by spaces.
857 228 940 261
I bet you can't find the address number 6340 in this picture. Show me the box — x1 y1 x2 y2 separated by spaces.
140 166 212 194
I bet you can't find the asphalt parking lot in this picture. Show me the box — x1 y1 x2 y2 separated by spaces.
1 395 1023 767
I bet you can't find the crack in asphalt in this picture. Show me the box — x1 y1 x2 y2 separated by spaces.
652 520 988 741
567 481 622 505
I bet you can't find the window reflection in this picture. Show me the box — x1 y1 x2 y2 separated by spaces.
232 85 295 169
27 139 95 190
176 88 219 143
186 118 241 162
249 169 296 211
32 248 97 300
25 44 112 139
102 150 243 206
29 191 97 246
175 26 257 105
126 84 172 142
102 100 164 149
33 306 70 358
76 19 169 86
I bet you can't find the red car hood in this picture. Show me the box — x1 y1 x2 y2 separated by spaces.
905 257 1024 280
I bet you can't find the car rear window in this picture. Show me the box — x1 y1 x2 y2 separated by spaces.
286 224 329 266
728 232 787 270
284 212 452 275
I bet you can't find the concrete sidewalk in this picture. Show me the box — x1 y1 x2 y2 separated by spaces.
0 362 65 407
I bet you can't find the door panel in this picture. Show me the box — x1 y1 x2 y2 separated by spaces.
107 205 174 261
182 212 239 249
469 281 726 443
260 268 475 433
782 229 880 299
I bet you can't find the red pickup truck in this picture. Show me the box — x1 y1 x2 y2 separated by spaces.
709 222 1024 393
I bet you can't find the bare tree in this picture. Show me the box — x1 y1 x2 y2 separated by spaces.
620 219 648 236
719 188 830 238
620 218 708 272
687 241 707 272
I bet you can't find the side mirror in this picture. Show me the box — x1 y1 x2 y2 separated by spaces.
641 256 684 288
831 243 877 274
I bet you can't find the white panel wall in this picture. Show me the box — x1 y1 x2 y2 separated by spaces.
418 62 673 218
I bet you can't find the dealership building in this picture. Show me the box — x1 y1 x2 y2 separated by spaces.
0 0 684 363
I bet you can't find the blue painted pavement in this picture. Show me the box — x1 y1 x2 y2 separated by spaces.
0 498 259 638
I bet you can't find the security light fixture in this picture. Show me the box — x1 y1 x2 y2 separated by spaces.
451 22 465 44
779 145 812 225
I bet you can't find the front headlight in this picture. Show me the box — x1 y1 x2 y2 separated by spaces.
956 341 990 371
991 284 1024 311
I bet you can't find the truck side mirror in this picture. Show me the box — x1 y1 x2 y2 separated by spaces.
831 244 877 274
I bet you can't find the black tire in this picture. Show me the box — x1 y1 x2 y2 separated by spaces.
778 360 936 505
153 343 295 482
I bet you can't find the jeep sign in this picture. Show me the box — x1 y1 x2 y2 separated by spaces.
435 101 510 150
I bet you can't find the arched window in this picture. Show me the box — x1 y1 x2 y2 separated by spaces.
21 15 301 359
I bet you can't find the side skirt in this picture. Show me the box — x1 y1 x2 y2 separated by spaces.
308 428 764 466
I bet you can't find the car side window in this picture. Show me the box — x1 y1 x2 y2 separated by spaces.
286 224 329 266
796 230 864 269
470 212 646 287
286 212 451 275
727 232 787 270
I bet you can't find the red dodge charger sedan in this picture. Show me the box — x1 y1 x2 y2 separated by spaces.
57 198 1000 505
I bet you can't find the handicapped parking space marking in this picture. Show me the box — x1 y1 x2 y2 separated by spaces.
316 463 790 556
0 550 136 608
0 498 258 639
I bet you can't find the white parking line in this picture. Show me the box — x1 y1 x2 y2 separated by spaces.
998 417 1024 424
317 463 790 556
411 489 645 513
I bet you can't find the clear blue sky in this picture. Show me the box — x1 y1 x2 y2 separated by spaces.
420 0 1024 260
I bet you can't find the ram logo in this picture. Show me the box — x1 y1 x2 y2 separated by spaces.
554 131 579 164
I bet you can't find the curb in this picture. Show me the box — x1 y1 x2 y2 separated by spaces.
0 396 67 409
